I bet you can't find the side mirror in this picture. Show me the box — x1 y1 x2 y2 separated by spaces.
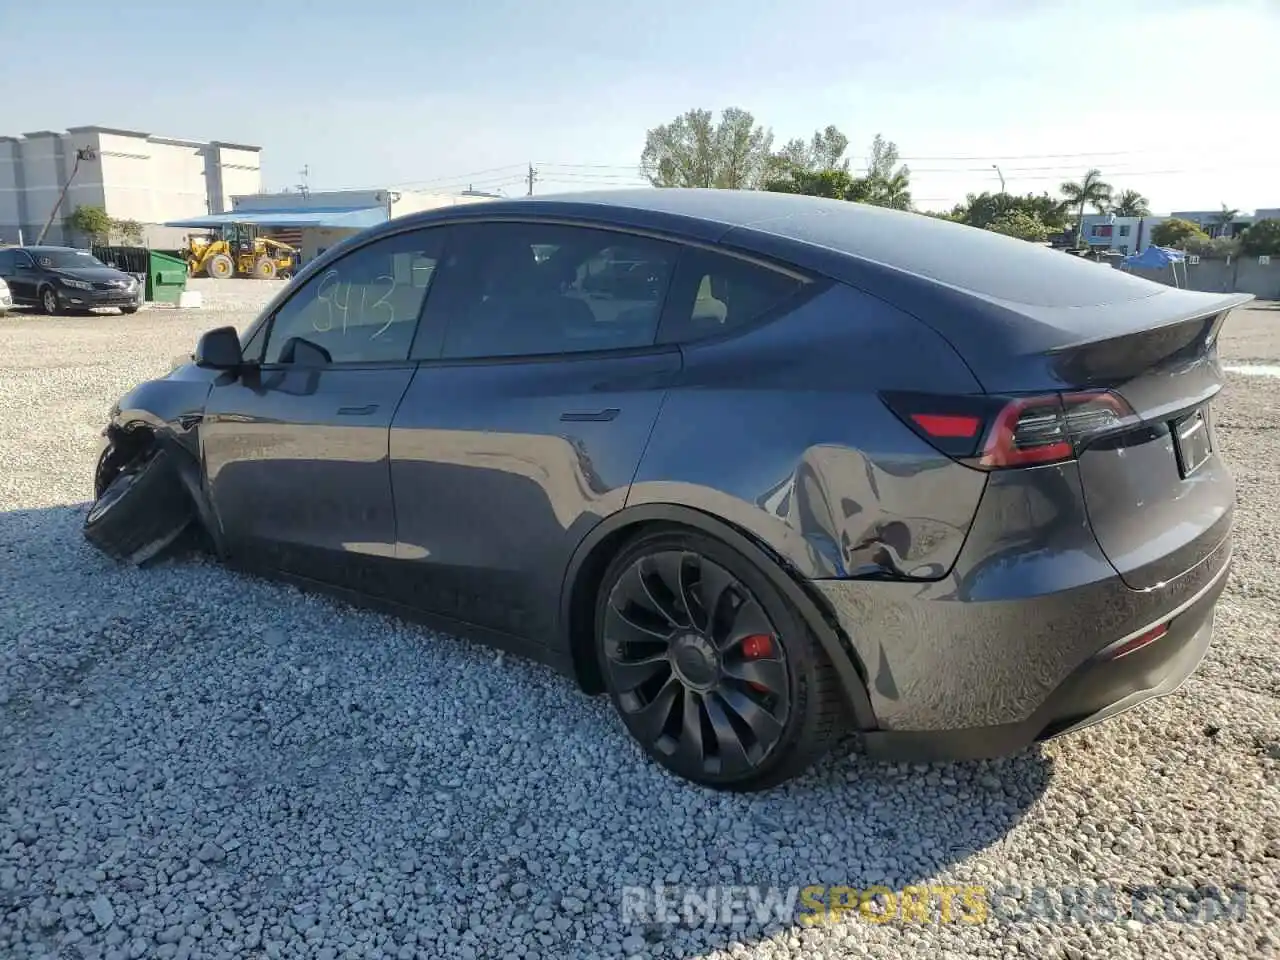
194 326 243 369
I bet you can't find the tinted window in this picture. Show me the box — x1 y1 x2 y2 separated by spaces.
0 251 12 273
435 223 678 359
660 248 807 344
33 249 104 269
263 230 442 365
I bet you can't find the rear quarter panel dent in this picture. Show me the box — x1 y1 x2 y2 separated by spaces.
629 283 989 580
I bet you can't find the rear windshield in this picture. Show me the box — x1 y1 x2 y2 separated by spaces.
753 206 1162 308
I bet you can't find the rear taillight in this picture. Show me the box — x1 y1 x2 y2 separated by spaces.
882 389 1137 470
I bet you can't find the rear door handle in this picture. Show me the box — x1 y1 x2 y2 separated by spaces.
337 403 379 416
559 408 620 422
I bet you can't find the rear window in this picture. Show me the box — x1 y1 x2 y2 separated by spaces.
660 248 807 344
751 204 1163 308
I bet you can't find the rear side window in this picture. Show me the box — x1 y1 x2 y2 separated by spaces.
433 222 679 360
0 251 11 272
659 247 808 344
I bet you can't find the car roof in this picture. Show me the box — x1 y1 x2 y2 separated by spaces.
392 189 1168 310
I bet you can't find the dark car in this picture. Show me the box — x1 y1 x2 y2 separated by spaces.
85 189 1248 791
0 245 143 315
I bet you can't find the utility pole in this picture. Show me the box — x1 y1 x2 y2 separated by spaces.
526 163 538 197
297 164 311 199
37 146 96 246
992 164 1006 193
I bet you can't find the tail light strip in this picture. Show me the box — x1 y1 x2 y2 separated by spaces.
883 389 1139 471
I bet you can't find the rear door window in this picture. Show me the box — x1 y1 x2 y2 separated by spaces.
429 222 680 360
658 247 810 344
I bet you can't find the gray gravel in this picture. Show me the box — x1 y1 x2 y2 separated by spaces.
1 288 1278 959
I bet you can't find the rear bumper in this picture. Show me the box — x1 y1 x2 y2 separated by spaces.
851 548 1227 762
808 460 1233 761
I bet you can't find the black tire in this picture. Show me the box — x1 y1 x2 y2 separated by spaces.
84 446 193 565
595 528 846 791
40 286 60 316
121 306 139 315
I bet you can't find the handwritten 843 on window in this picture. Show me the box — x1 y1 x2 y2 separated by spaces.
309 269 402 338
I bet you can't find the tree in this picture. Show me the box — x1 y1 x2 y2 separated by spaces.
1239 219 1280 256
950 191 1069 232
67 204 112 243
860 134 912 210
111 219 144 244
772 125 850 174
1150 217 1209 249
1061 169 1113 245
1183 234 1240 259
762 167 865 201
1110 189 1151 217
1211 204 1240 238
640 108 775 189
987 210 1049 242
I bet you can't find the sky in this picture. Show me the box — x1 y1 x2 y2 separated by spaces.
4 0 1278 214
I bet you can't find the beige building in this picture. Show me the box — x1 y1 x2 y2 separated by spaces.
0 126 261 246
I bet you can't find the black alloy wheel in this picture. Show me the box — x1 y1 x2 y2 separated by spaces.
597 530 845 790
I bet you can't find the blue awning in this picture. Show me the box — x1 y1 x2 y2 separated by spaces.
164 206 387 229
1122 245 1186 268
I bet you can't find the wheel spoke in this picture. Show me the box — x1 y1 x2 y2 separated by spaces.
720 596 775 652
636 555 694 630
703 690 754 774
669 688 707 769
723 656 787 694
691 561 736 636
625 675 681 744
715 685 785 748
604 603 673 647
645 552 695 628
607 651 670 694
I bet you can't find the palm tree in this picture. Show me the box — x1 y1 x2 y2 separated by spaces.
1110 189 1151 218
1211 204 1240 239
1061 169 1113 246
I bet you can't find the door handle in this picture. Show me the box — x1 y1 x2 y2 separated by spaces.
559 408 620 422
337 403 379 416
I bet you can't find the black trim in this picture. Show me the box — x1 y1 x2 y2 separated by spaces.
226 560 575 677
557 503 877 731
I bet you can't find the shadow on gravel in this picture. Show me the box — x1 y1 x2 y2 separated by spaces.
0 504 1051 960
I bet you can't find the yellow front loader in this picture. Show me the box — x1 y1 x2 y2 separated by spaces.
183 223 298 280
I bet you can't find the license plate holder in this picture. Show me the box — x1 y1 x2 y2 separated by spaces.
1173 406 1212 478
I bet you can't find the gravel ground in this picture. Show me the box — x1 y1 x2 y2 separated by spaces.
1 287 1278 960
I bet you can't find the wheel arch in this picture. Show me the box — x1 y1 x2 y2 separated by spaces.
558 502 878 730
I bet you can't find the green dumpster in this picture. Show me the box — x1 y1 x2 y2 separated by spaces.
147 251 188 304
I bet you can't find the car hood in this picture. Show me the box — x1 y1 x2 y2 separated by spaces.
52 266 134 283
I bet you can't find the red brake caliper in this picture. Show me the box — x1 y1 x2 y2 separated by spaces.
740 634 774 693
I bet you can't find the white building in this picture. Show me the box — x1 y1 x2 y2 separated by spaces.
1078 213 1168 256
0 126 261 247
166 188 498 266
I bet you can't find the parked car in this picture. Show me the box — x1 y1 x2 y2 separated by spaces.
0 245 142 315
84 189 1249 791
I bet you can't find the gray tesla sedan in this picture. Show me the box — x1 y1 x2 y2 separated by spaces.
87 189 1248 791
